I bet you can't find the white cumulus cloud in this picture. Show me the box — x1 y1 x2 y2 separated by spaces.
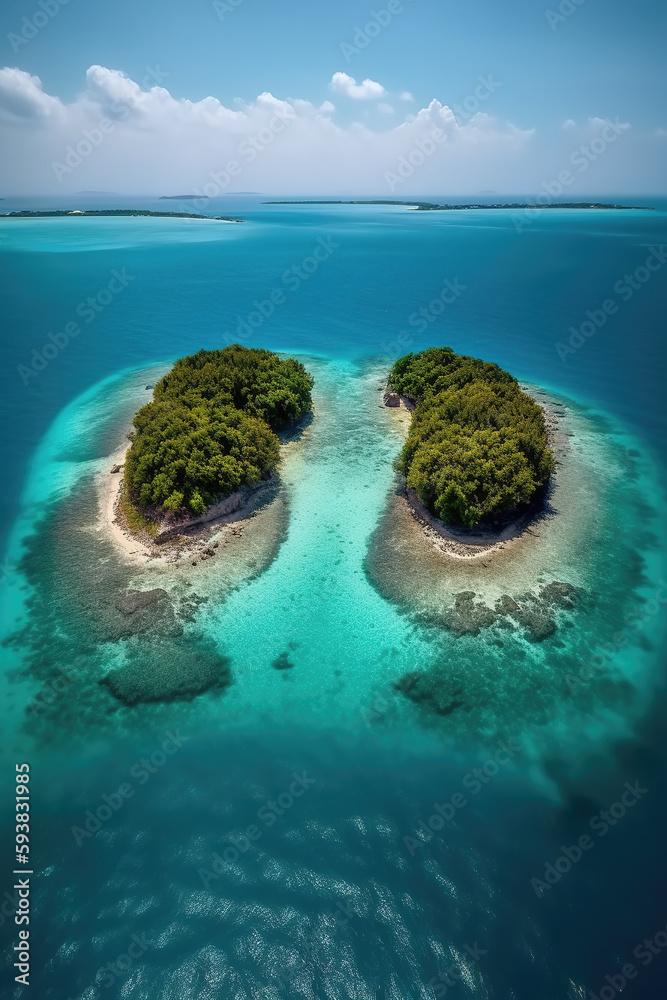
330 72 386 100
0 67 63 121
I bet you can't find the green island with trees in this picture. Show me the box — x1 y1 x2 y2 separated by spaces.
389 347 553 528
265 199 650 211
124 346 313 518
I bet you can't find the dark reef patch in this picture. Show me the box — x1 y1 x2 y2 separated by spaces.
436 582 580 642
5 479 236 741
109 589 183 640
443 592 498 637
393 672 465 717
100 636 232 705
272 652 294 671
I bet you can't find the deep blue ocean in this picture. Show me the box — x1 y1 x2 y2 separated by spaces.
1 194 666 999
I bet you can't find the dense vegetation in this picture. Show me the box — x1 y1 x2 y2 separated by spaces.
125 346 313 516
391 347 553 528
153 346 314 429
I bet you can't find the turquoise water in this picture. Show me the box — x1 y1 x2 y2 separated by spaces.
1 200 667 998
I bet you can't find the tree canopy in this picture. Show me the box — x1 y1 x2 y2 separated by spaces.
153 345 314 430
391 348 553 528
125 346 313 515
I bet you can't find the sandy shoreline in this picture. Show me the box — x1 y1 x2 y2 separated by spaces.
97 444 279 570
99 442 148 565
383 386 567 561
95 406 312 572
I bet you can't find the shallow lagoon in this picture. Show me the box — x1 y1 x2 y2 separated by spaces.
4 354 666 761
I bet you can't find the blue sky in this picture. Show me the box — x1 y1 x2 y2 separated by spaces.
0 0 664 194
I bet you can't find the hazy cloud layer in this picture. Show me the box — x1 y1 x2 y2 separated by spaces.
0 66 661 195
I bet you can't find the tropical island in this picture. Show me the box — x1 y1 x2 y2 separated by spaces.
366 347 579 646
265 199 650 211
119 346 313 543
385 347 553 529
2 209 245 222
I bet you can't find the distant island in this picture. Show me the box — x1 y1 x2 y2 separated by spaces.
2 209 245 222
265 199 651 211
158 192 262 198
385 347 553 528
158 192 262 199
